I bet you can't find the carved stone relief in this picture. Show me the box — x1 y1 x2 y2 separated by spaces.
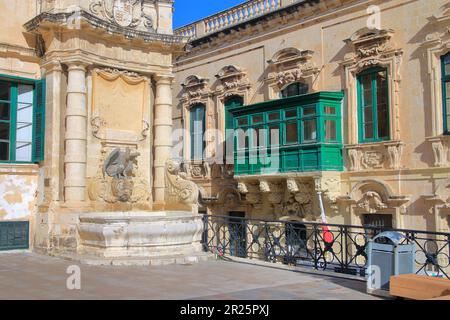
346 141 404 171
90 0 154 31
88 146 149 204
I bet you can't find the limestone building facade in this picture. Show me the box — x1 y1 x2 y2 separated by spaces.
0 0 449 256
172 0 450 233
0 0 199 255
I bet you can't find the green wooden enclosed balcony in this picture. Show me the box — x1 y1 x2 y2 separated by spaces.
226 92 345 176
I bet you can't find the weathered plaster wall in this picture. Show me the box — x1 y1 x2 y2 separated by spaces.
0 165 39 221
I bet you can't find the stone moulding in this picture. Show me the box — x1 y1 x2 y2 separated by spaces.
77 211 205 262
24 10 188 45
345 140 405 171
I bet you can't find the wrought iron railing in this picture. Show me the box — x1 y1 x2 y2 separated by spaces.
201 215 450 279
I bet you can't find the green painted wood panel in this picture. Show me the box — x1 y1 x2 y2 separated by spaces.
0 221 29 251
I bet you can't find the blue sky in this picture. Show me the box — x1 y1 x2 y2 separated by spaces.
173 0 245 28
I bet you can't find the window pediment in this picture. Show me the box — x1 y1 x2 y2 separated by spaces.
181 75 211 104
267 48 319 92
342 28 400 71
215 65 250 95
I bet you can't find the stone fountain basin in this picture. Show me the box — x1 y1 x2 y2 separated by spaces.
77 211 205 260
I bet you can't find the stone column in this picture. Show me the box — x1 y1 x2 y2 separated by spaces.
64 62 88 203
153 75 174 208
41 61 63 205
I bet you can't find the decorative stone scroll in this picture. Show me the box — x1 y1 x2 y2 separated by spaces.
346 140 405 171
341 28 403 144
215 65 251 98
266 48 320 98
165 160 200 208
91 68 150 142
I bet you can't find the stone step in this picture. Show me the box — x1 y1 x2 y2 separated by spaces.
58 252 215 267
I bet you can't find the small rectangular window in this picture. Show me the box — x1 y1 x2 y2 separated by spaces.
268 124 280 146
303 107 316 116
324 120 337 141
237 117 248 126
236 130 248 150
268 112 280 122
285 109 297 119
303 119 317 142
252 115 263 124
285 122 298 144
324 106 336 115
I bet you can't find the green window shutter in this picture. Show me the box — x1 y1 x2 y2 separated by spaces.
32 79 46 163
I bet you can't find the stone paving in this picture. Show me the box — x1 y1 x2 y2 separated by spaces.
0 252 380 300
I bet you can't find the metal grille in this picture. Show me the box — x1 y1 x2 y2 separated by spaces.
0 221 29 251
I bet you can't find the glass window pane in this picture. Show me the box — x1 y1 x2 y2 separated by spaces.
0 103 10 120
15 142 32 162
444 54 450 76
364 106 373 122
237 117 248 126
251 128 264 148
325 120 336 141
303 107 316 116
16 85 34 162
446 82 450 114
364 123 374 139
324 106 336 115
268 112 280 121
237 130 248 149
361 74 372 107
285 109 297 118
269 124 280 146
0 122 10 140
303 120 317 142
252 115 263 124
376 72 389 138
0 82 10 101
0 142 9 160
285 122 298 144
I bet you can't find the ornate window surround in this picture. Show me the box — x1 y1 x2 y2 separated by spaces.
341 28 405 172
423 4 450 167
341 28 403 144
339 179 410 229
214 65 251 136
266 48 320 100
180 75 212 162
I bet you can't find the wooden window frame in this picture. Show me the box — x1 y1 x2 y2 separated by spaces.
0 75 45 164
357 67 390 143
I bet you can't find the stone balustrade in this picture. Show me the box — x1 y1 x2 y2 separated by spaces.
175 0 290 39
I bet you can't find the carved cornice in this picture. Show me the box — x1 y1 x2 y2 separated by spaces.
24 10 187 46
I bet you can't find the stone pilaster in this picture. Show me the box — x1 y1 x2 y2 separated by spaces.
153 75 174 208
64 62 88 203
41 61 63 206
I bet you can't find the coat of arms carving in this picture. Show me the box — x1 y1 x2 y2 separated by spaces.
90 0 154 30
113 0 135 27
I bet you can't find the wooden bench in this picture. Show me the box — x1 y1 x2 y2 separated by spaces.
390 274 450 300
